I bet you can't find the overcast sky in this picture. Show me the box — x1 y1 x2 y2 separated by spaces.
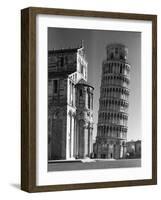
48 27 141 141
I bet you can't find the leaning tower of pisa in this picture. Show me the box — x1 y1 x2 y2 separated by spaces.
94 44 130 159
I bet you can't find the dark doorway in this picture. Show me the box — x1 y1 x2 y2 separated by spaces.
101 154 106 158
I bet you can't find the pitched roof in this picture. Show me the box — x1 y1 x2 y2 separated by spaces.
48 46 82 55
76 79 94 89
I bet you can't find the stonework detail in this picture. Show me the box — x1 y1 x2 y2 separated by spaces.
94 44 131 159
48 43 94 160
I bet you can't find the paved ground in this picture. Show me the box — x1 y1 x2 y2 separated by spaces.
48 158 141 171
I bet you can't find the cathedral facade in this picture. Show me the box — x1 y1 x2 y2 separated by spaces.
94 44 131 159
48 43 94 160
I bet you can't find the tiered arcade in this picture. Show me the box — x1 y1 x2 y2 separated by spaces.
94 44 130 159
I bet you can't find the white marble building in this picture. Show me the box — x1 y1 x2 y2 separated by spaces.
94 44 131 159
48 42 94 160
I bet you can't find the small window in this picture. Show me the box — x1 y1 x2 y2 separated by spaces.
110 53 114 59
53 80 58 93
80 64 84 74
91 93 93 109
88 92 90 109
120 54 124 59
60 57 64 67
79 89 83 97
115 48 118 54
120 65 122 73
65 56 68 64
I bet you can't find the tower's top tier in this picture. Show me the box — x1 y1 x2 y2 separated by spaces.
106 43 128 61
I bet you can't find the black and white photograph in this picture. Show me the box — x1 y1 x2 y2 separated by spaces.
20 7 157 192
47 27 141 171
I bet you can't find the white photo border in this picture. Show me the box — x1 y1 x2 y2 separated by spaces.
36 14 152 186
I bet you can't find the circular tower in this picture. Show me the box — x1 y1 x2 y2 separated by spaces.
95 44 130 159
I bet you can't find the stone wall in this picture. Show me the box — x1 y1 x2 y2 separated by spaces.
48 46 94 160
